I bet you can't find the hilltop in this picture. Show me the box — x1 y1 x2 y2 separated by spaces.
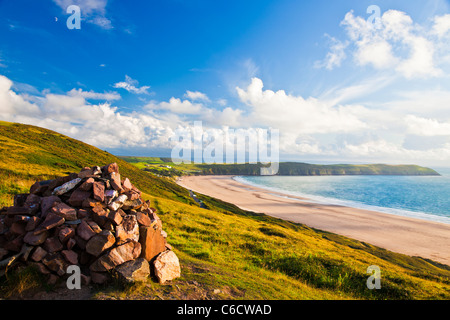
1 121 450 300
118 156 439 177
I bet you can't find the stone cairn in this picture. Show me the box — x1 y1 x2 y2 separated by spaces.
0 163 181 286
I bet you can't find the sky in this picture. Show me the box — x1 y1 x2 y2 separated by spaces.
1 0 450 167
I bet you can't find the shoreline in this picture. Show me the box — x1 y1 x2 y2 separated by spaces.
176 175 450 266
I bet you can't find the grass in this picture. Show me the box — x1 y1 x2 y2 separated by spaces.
1 120 450 300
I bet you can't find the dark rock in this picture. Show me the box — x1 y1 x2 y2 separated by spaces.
115 258 150 283
43 237 63 253
50 202 77 221
24 230 48 246
4 235 24 252
76 220 96 241
25 216 41 231
40 196 61 218
68 190 92 208
31 246 48 262
61 249 78 265
34 212 65 234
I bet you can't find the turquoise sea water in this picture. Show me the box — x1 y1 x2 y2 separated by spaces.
234 168 450 224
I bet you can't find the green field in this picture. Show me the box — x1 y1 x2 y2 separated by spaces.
1 121 449 300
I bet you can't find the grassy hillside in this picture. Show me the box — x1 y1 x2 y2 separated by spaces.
1 121 450 300
118 156 440 176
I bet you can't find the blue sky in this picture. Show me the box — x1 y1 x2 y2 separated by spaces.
1 0 450 167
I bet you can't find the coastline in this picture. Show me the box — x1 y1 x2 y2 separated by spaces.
176 175 450 266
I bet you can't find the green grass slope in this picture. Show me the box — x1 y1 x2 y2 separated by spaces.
1 121 449 300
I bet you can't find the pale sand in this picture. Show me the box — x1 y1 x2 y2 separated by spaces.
176 175 450 266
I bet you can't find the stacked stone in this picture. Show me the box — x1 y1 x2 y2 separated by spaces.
0 163 180 285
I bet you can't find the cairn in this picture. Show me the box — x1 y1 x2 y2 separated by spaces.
0 163 180 285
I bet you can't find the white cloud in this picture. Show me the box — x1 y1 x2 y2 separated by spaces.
405 115 450 136
67 88 120 100
236 77 367 135
113 75 151 95
329 9 446 79
3 72 450 166
432 14 450 38
146 98 203 115
316 35 348 70
0 74 173 150
184 90 210 102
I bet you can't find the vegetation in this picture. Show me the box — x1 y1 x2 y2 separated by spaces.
118 156 439 177
1 121 449 300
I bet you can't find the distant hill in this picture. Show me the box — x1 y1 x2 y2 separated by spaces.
118 156 440 176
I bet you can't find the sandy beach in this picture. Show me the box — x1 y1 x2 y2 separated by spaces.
176 175 450 266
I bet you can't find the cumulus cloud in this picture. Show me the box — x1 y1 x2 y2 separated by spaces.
146 98 204 115
432 14 450 38
3 72 450 166
405 115 450 136
184 90 210 102
67 88 121 100
113 75 151 95
321 9 447 79
0 74 172 150
236 77 367 135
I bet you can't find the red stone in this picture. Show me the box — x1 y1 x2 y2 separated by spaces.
24 230 48 246
85 230 115 257
109 172 124 192
77 209 89 219
103 163 119 175
58 226 75 243
136 212 151 227
139 226 166 262
31 246 48 262
122 178 133 192
50 202 77 221
108 210 123 225
61 249 78 265
43 237 63 253
76 220 96 241
40 196 61 218
77 177 94 191
90 241 141 272
66 238 76 250
68 190 92 208
42 253 67 276
34 212 65 234
78 167 93 179
93 181 105 202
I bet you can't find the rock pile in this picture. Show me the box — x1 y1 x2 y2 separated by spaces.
0 163 180 285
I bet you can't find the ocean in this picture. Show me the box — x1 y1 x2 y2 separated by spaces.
234 168 450 225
